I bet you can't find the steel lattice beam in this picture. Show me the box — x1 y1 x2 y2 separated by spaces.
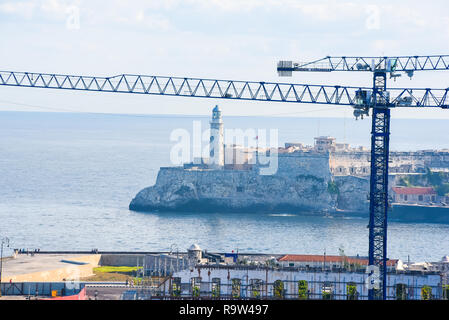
278 55 449 73
0 70 448 108
367 71 390 300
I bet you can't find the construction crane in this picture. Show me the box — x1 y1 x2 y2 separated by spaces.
278 54 449 300
0 55 448 300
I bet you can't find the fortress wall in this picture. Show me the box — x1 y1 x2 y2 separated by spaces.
130 149 449 214
275 152 331 179
330 152 370 176
329 151 449 176
99 254 145 267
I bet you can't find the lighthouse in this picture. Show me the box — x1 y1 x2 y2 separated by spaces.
209 105 224 168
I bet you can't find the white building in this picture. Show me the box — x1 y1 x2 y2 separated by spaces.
209 105 224 168
277 254 399 272
161 265 444 300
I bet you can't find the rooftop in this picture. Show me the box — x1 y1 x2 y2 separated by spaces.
392 187 436 195
278 254 398 267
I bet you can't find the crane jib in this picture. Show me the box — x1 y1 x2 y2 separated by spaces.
0 70 448 108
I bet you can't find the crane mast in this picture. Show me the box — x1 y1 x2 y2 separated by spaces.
278 54 449 300
369 69 389 300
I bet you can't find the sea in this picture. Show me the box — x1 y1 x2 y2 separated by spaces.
1 111 448 262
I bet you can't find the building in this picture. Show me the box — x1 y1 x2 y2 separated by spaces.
392 187 437 205
144 253 189 276
161 264 445 300
209 105 224 168
314 136 336 152
187 244 204 264
224 144 255 170
277 254 399 272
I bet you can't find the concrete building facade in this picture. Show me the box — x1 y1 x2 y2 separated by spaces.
163 265 445 300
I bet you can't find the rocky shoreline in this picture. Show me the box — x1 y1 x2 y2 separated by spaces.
129 167 370 214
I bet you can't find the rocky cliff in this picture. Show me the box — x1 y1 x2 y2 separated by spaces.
129 166 370 214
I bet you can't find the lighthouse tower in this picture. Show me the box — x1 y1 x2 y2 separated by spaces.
209 105 224 168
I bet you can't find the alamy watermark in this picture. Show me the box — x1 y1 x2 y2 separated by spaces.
365 5 380 30
66 5 80 30
365 265 380 290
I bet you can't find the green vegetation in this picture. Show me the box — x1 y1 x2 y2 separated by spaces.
435 184 449 197
322 282 334 300
296 174 324 184
327 180 339 195
252 289 261 299
231 279 241 298
211 285 220 298
192 286 200 298
397 175 423 187
298 280 308 300
172 279 181 297
273 280 285 299
425 169 449 196
93 266 142 274
81 266 144 282
346 282 358 300
421 285 433 300
397 169 449 196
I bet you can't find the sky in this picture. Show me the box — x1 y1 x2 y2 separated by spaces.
0 0 449 118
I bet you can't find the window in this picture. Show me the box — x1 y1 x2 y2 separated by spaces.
172 277 181 297
346 282 358 300
273 280 285 299
322 282 334 300
404 195 408 201
191 277 202 298
231 279 241 298
418 195 423 201
250 279 263 298
298 280 308 300
289 263 294 267
236 186 243 192
396 283 408 300
211 278 221 298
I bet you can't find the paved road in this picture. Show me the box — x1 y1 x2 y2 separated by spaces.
85 286 130 300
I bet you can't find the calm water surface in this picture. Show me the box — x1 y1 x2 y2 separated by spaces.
0 111 448 261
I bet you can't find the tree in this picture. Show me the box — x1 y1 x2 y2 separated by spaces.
298 280 308 300
346 282 358 300
231 279 241 298
421 285 433 300
273 280 285 299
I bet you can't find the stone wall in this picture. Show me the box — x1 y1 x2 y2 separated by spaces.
130 148 449 214
330 150 449 176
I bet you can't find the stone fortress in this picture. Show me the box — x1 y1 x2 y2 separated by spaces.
129 106 449 215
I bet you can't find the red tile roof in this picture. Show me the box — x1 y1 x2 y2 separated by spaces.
392 187 436 195
278 254 398 266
